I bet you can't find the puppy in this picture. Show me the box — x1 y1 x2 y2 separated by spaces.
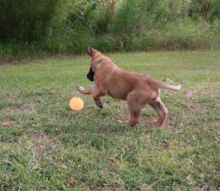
78 48 181 126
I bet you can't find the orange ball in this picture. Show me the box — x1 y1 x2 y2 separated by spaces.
69 97 84 111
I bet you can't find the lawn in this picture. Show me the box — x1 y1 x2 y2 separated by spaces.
0 50 220 191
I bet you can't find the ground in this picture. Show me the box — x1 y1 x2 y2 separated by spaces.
0 50 220 191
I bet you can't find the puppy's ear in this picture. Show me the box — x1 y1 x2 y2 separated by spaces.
87 47 93 56
87 67 95 81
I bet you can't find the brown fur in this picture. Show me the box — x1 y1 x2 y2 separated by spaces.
78 48 181 127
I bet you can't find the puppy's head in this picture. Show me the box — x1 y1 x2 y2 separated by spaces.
86 47 101 81
87 47 100 57
87 47 94 56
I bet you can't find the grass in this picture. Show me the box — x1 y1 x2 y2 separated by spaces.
0 50 220 191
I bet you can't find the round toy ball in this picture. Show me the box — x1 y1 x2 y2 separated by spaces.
69 97 84 111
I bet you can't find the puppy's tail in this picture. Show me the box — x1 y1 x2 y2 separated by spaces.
148 78 181 91
160 83 181 91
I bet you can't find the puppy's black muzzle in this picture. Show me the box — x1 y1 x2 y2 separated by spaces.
87 67 95 81
87 47 93 56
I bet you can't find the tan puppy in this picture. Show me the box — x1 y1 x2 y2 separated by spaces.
78 48 181 126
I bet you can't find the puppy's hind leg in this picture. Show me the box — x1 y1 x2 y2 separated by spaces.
126 92 143 126
149 97 168 127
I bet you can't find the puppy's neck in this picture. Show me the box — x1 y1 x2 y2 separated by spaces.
93 59 105 71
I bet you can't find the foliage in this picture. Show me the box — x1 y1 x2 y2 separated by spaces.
0 0 59 42
0 0 220 58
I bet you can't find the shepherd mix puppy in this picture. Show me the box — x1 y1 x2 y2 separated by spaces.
78 48 181 127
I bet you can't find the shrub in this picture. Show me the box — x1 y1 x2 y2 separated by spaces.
0 0 220 59
0 0 59 42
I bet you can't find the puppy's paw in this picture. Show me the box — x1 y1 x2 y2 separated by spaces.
77 86 88 94
146 119 157 125
117 119 128 125
118 119 138 126
94 101 103 109
145 119 165 127
97 104 103 109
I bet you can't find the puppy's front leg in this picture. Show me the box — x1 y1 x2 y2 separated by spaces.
77 86 95 95
92 87 106 109
77 86 106 108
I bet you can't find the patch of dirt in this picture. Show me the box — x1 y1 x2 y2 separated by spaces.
185 84 220 114
32 132 58 159
8 95 19 102
0 59 22 66
87 184 102 191
68 179 78 187
2 120 13 128
184 102 208 114
186 90 193 99
20 103 36 114
0 55 76 67
3 103 36 114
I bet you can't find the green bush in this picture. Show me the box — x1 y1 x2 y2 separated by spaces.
0 0 59 42
0 0 220 59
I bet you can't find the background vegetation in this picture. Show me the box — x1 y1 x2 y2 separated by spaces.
0 0 220 59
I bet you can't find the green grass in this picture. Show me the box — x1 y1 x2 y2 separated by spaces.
0 50 220 191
